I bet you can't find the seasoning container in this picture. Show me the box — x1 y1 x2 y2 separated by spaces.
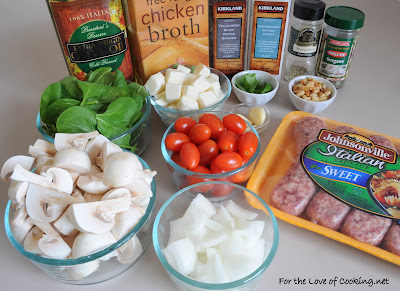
315 6 365 89
47 0 135 81
209 0 248 78
247 0 291 80
283 0 326 82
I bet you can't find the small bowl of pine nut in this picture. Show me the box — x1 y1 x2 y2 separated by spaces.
288 75 337 113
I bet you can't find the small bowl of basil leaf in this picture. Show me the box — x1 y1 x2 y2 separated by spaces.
231 70 279 105
36 67 151 156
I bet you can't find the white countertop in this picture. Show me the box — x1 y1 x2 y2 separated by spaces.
0 0 399 290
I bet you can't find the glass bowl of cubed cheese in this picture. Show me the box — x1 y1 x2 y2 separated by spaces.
146 64 232 127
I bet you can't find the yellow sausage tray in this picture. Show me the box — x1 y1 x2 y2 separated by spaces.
246 111 400 266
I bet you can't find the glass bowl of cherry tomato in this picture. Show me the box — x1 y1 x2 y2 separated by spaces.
161 111 260 197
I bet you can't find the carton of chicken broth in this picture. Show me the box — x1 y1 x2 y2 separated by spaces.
122 0 209 81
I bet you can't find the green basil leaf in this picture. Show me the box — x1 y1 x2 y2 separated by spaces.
258 83 272 94
87 67 114 85
56 106 97 133
46 98 81 124
40 82 72 124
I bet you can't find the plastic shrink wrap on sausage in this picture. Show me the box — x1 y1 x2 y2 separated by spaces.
383 224 400 256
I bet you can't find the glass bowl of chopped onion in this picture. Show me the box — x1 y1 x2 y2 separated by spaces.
152 181 279 291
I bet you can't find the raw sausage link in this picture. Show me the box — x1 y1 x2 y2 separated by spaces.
341 209 392 246
334 126 358 134
383 223 400 256
369 135 397 152
271 117 326 216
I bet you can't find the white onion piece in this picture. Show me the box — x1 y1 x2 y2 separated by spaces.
163 238 197 275
212 205 234 229
225 200 258 221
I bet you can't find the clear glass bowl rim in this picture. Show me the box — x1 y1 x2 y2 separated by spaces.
230 103 271 132
4 155 156 266
161 110 261 179
36 95 152 143
152 181 279 290
149 68 232 116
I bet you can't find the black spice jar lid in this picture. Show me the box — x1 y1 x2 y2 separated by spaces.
293 0 326 21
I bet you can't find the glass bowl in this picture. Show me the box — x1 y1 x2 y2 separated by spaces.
230 103 271 134
150 68 232 127
4 156 156 285
161 111 260 197
153 181 279 291
36 96 152 156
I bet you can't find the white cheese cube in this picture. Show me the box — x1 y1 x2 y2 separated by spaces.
182 85 199 100
193 63 210 78
207 73 219 83
208 82 221 95
165 70 186 84
144 72 165 95
154 90 166 100
215 89 225 100
198 91 218 109
155 98 168 107
176 65 191 74
177 96 200 111
184 73 197 85
191 76 211 93
165 83 182 104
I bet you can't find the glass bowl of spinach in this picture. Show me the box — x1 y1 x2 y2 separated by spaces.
36 67 151 155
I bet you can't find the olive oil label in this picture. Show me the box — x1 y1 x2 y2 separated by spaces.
301 129 400 220
212 1 246 76
288 27 321 57
316 33 357 80
122 0 209 81
249 1 289 74
48 0 134 81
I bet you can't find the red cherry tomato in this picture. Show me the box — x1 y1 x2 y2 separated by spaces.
223 114 247 135
198 114 225 139
198 140 219 167
180 142 200 170
187 165 214 193
238 132 259 159
210 158 226 174
188 124 212 145
230 157 253 183
174 117 197 135
218 130 239 152
171 152 184 168
211 181 235 197
165 133 190 152
214 152 243 172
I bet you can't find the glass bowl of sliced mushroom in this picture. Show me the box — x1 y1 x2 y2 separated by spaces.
2 132 157 284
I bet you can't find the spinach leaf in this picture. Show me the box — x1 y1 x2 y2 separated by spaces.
56 106 97 133
87 67 114 85
96 97 140 138
78 80 114 106
113 69 127 88
128 82 142 92
111 134 131 149
47 98 81 124
60 76 82 100
40 82 72 124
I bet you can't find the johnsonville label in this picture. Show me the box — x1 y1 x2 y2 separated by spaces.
301 130 400 220
316 33 357 81
249 1 288 75
212 1 246 76
122 0 209 81
48 0 134 81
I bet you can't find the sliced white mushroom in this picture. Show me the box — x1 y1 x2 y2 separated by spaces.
1 155 35 182
112 206 145 240
24 226 44 255
67 198 131 234
125 179 153 198
83 192 103 202
28 219 72 259
85 135 110 163
10 206 33 243
90 165 102 175
72 232 117 258
25 183 83 222
8 180 29 206
102 152 142 187
32 139 57 156
101 142 123 166
54 131 99 152
53 148 91 174
42 167 74 194
35 155 54 174
28 146 51 159
69 260 100 280
95 154 104 170
131 196 151 209
67 170 80 186
102 188 131 200
76 174 110 195
10 164 57 190
117 236 142 264
63 232 79 249
53 208 79 236
136 169 157 180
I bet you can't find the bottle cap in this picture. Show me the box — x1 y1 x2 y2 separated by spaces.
324 6 365 30
293 0 326 21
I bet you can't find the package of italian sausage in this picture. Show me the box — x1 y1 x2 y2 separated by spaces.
246 111 400 266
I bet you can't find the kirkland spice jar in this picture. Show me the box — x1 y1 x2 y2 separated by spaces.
315 6 365 89
47 0 135 81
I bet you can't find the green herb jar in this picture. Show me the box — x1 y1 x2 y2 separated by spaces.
315 6 365 89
